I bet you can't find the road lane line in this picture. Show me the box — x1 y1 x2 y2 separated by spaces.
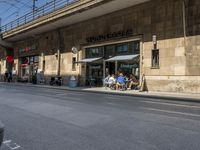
65 97 82 101
141 100 200 109
3 140 11 144
11 145 21 150
106 102 115 105
141 107 200 117
55 93 68 96
106 96 120 100
3 140 22 150
67 93 84 95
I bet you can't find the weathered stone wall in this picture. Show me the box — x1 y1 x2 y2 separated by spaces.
11 0 200 93
0 47 6 76
186 0 200 36
60 0 183 44
143 38 186 76
0 59 6 79
145 76 200 93
185 36 200 76
184 0 200 77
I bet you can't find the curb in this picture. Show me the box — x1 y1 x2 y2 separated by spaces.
1 82 200 103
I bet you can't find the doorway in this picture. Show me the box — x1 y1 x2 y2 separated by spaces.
106 62 115 75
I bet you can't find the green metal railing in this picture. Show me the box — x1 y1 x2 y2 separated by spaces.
0 0 80 33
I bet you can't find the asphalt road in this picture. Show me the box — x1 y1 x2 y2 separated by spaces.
0 84 200 150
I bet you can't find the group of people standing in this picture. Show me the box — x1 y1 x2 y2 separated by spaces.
104 72 139 90
4 70 17 82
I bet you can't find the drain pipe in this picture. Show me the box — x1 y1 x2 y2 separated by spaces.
182 0 187 74
182 0 186 39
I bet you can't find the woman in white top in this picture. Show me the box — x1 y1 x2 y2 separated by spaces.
108 74 116 88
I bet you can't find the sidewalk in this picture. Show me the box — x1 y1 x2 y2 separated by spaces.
0 82 200 102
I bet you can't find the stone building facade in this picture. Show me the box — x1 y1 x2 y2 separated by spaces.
1 0 200 93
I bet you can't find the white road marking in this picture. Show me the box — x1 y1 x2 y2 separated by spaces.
67 93 83 96
3 140 22 150
3 140 12 144
11 145 21 150
141 107 200 117
106 96 121 100
142 100 200 109
106 102 115 105
66 97 82 100
55 93 68 96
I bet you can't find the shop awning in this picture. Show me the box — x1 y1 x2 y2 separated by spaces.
105 54 139 62
77 57 102 63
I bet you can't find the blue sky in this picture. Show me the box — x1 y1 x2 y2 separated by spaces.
0 0 54 26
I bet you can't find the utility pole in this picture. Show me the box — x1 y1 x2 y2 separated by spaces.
33 0 37 12
33 0 38 18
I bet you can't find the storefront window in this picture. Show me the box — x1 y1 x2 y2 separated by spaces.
86 47 104 58
90 64 103 85
130 41 140 54
30 57 34 64
34 56 39 63
86 41 140 58
22 67 29 76
18 44 37 54
20 55 39 78
84 40 140 86
118 61 139 78
105 45 115 59
116 43 128 54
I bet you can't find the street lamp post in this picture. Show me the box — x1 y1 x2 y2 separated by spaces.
33 0 38 18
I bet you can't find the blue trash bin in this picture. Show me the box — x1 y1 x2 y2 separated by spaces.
68 76 78 88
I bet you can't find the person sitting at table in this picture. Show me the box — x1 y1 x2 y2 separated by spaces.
104 74 111 88
116 73 126 90
127 74 139 90
108 74 116 89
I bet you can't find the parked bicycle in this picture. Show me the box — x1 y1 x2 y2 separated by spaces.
49 76 62 86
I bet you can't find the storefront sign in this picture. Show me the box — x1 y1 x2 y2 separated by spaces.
6 55 14 63
86 29 133 43
120 64 138 68
18 44 37 54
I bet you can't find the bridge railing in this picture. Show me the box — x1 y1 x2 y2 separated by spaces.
0 0 80 33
